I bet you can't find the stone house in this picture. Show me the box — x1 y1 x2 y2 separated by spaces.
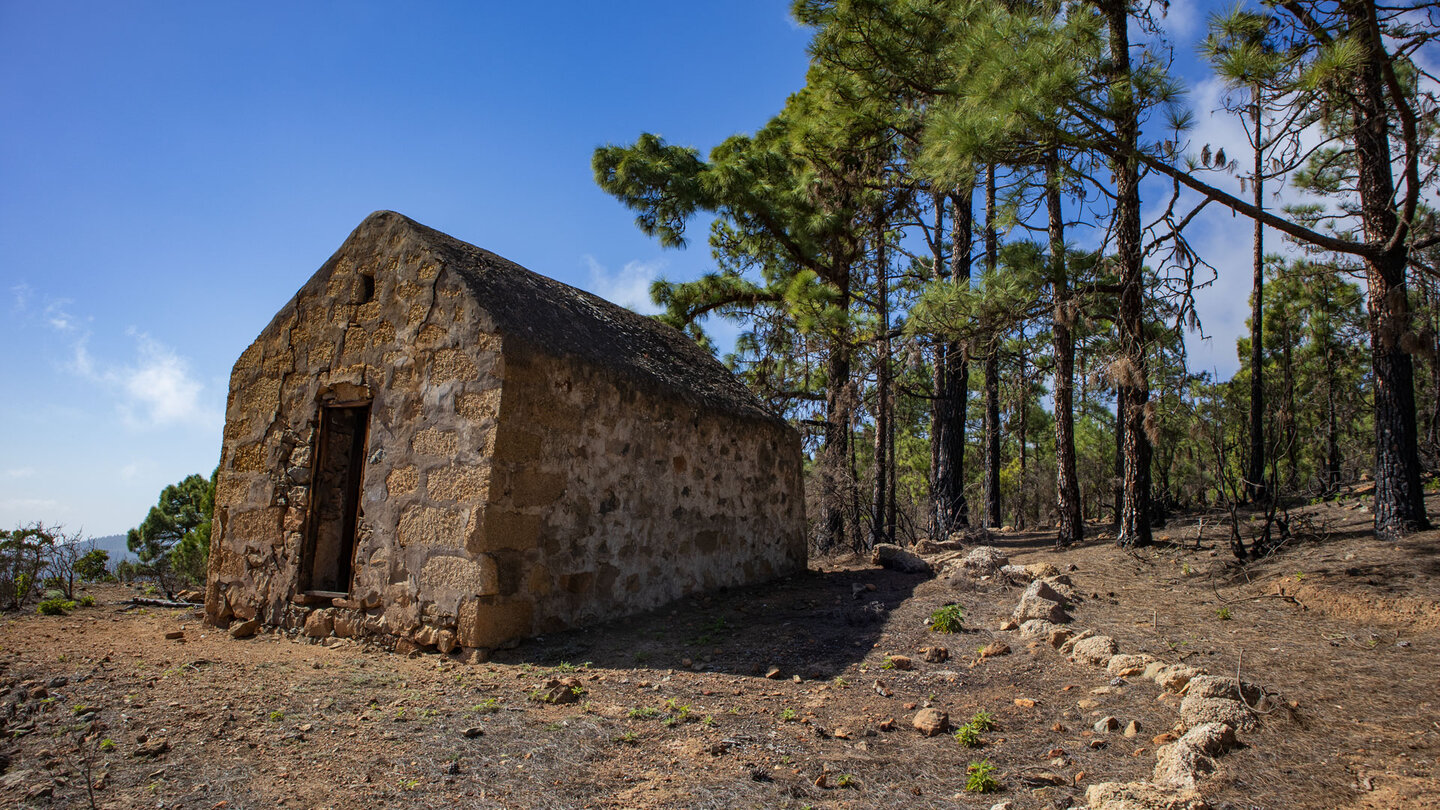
203 211 806 654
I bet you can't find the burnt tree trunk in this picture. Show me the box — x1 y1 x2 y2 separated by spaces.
871 216 892 548
933 187 974 534
1103 0 1152 547
1048 155 1083 546
982 166 1003 528
1247 87 1268 505
1349 1 1429 539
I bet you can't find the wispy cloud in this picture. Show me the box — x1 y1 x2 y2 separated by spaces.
70 329 221 429
44 299 79 332
582 255 665 315
3 467 37 479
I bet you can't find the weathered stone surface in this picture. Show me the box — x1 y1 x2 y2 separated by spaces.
957 546 1009 577
1179 696 1257 731
1070 635 1119 666
1019 619 1059 640
205 211 807 655
303 609 334 638
871 544 932 574
1086 781 1211 810
1094 716 1120 732
1183 675 1263 704
1108 654 1154 678
911 708 949 736
229 619 261 639
921 645 948 663
1059 628 1095 655
979 641 1011 658
1013 580 1070 623
1152 665 1202 694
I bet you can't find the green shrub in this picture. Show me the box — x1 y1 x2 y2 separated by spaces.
929 604 964 633
38 597 76 616
965 760 999 793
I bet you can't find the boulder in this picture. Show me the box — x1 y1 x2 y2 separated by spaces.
1019 619 1059 640
871 544 933 574
1151 665 1202 694
1085 781 1212 810
229 619 261 639
958 546 1010 577
302 610 334 638
1183 675 1263 704
911 708 949 736
1059 628 1096 655
1013 580 1070 623
1070 635 1119 666
1025 562 1063 580
1179 696 1257 731
1107 654 1154 678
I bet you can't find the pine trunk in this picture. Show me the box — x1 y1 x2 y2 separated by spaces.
932 188 974 534
983 166 1003 529
1247 89 1268 505
1103 0 1152 547
871 217 892 549
821 264 853 550
1048 156 1083 546
1349 1 1429 539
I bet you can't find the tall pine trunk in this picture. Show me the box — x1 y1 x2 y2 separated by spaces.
1103 0 1153 547
1246 86 1268 505
871 216 892 548
1048 155 1083 546
983 166 1003 528
933 187 973 535
821 264 853 550
1350 1 1429 538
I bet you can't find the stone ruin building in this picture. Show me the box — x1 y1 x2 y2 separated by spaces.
204 210 806 655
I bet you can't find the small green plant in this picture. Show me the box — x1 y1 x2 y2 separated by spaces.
700 714 715 726
954 724 982 747
627 706 660 720
1216 607 1233 621
929 604 964 633
965 760 999 793
77 595 96 607
779 707 799 722
968 710 996 731
37 598 76 616
881 656 898 670
141 584 159 596
470 698 501 715
836 773 857 788
268 710 285 721
1294 572 1305 582
633 652 650 664
1180 563 1194 577
615 731 638 743
100 738 115 751
831 676 849 688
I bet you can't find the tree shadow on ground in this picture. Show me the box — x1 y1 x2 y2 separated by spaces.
489 565 933 680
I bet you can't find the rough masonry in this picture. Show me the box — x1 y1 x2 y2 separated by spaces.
204 211 806 655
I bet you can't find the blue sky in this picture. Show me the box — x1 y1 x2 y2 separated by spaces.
0 1 1356 534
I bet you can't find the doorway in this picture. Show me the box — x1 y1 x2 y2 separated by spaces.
303 403 370 595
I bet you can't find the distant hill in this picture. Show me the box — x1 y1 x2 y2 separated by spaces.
85 533 137 568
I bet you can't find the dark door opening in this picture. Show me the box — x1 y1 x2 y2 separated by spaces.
303 403 370 595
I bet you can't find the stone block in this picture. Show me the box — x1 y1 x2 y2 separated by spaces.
411 427 458 457
456 599 534 649
398 504 468 548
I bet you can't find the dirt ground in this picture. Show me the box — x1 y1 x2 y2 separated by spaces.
2 491 1437 810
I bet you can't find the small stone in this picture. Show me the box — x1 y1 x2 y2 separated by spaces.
878 717 896 731
1013 697 1036 708
887 655 914 671
133 738 170 758
912 708 949 736
1088 739 1108 750
1123 719 1142 737
1046 747 1066 758
1153 732 1178 745
164 630 185 640
872 543 932 574
230 619 261 639
1048 628 1074 648
1077 699 1100 710
1094 716 1120 733
1106 654 1152 678
462 727 484 738
979 641 1011 658
998 619 1019 632
765 666 782 679
1050 723 1066 732
921 646 949 663
1012 580 1070 624
989 802 1016 810
903 701 918 710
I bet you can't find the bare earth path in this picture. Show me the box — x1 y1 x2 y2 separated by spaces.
2 493 1437 809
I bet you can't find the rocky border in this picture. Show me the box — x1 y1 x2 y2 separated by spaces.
890 544 1275 810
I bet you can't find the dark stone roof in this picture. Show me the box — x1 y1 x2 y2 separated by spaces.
336 210 783 425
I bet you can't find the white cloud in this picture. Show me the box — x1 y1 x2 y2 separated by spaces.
582 255 665 315
119 462 143 481
69 330 221 430
10 282 32 312
3 467 37 479
0 497 60 511
44 298 78 332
